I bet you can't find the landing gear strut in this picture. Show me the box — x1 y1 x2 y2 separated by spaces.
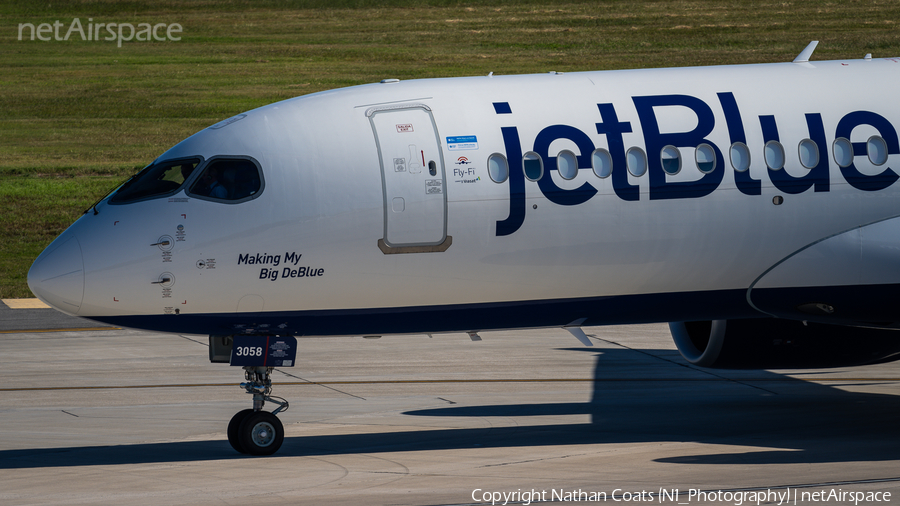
227 366 289 455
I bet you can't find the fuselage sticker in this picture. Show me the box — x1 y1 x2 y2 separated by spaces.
453 157 479 182
426 179 443 194
196 258 216 269
447 135 478 151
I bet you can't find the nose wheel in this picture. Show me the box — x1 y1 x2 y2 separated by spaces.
228 409 285 455
227 366 288 455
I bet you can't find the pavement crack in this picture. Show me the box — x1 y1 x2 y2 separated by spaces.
275 369 367 400
478 452 591 468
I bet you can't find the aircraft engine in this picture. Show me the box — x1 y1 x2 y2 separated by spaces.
669 318 900 369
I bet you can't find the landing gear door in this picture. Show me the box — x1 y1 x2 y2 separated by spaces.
368 104 450 253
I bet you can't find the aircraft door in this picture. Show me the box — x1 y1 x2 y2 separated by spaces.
368 104 450 253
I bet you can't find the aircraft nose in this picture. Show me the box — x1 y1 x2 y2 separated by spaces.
27 234 85 314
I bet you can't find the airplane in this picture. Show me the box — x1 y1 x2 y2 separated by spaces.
27 41 900 455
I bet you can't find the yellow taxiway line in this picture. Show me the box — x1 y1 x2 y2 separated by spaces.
2 298 51 309
0 327 120 334
2 377 898 392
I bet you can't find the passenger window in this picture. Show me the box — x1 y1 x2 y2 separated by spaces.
523 152 543 181
488 153 509 183
696 144 716 174
798 139 819 169
591 148 612 178
764 141 785 170
110 158 200 204
626 147 647 177
730 142 751 172
661 146 681 175
833 137 853 168
868 136 888 165
557 150 578 180
190 158 262 201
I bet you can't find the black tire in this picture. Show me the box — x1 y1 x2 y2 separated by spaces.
238 411 284 456
227 409 254 454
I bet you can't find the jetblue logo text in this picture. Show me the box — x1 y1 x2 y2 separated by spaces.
494 94 899 236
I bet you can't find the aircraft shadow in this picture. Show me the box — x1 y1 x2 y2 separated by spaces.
1 347 899 469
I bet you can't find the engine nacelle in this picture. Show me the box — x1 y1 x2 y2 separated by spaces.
670 318 900 369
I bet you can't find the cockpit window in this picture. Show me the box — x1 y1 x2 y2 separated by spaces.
189 158 262 202
110 158 200 204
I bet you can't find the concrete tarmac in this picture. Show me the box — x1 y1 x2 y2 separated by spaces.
1 302 899 505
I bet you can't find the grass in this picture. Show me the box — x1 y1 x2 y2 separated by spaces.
2 0 900 297
1 175 123 297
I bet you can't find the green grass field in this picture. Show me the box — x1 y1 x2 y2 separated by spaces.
2 0 899 298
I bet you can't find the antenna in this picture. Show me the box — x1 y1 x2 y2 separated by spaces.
793 41 819 63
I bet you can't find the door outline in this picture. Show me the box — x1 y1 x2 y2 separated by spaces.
367 103 452 254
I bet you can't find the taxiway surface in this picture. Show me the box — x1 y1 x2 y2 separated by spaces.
1 301 899 505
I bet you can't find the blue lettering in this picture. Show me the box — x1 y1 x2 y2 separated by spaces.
496 126 526 236
282 266 324 278
532 125 597 205
239 252 281 266
718 92 761 195
632 94 724 200
284 251 302 266
490 94 900 237
759 114 829 194
804 113 830 193
595 103 638 201
835 111 900 191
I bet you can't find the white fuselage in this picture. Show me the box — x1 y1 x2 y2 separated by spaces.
29 57 900 336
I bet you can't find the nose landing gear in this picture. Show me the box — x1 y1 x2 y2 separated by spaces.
227 366 289 455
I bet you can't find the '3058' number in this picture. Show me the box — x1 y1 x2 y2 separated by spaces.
235 346 263 357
